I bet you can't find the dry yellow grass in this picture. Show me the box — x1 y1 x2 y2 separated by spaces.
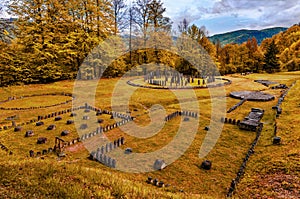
0 71 300 198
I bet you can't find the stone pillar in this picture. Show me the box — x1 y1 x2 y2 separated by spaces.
107 157 112 167
29 150 34 157
120 137 125 145
103 155 107 165
105 144 110 153
111 159 116 168
109 142 113 151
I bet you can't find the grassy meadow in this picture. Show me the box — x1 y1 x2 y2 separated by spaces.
0 71 300 198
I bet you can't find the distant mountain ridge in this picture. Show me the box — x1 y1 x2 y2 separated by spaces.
209 27 288 46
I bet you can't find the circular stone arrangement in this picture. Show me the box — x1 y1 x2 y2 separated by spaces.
230 91 275 101
127 77 231 90
0 93 74 110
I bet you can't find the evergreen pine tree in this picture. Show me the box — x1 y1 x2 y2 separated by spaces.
264 40 280 73
147 0 172 33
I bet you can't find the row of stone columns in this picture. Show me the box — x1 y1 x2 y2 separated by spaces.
165 110 198 121
80 117 132 141
181 111 198 118
89 137 125 168
227 122 263 197
271 83 295 146
0 93 74 111
227 99 247 113
146 177 168 188
38 106 82 121
29 147 54 158
85 104 132 121
95 153 116 168
0 142 12 155
94 137 125 154
221 117 240 125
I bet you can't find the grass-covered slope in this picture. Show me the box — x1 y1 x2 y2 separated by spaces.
0 156 191 199
0 72 299 198
236 75 300 198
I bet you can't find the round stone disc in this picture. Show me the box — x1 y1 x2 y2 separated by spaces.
230 91 275 101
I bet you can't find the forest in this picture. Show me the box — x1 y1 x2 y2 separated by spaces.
0 0 299 86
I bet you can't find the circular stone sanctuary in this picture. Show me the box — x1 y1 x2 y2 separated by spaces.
127 69 231 89
230 91 275 101
0 93 74 110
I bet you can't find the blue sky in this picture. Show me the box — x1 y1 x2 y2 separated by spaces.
1 0 299 36
163 0 300 35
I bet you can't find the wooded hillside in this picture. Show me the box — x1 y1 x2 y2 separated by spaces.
209 27 288 46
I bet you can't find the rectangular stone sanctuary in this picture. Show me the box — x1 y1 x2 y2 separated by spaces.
239 108 264 132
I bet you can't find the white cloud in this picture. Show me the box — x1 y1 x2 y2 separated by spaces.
1 0 299 34
163 0 300 34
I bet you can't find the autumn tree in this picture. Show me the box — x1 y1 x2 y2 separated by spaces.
274 24 300 71
0 8 12 43
244 38 255 69
133 0 171 43
186 24 216 58
127 5 135 65
246 37 258 58
178 18 189 34
133 0 151 46
175 24 216 76
131 0 172 65
7 0 114 83
187 24 205 41
111 0 127 35
214 39 222 60
218 44 239 74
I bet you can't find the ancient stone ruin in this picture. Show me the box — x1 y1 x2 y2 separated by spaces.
230 91 275 101
70 112 77 117
0 142 12 155
80 124 88 129
97 119 104 123
227 91 274 113
126 67 232 90
0 93 74 110
82 115 90 120
273 136 281 145
25 130 34 137
271 84 288 89
61 130 70 136
36 121 44 126
146 177 170 188
14 126 22 132
37 137 47 144
153 159 166 170
54 116 62 121
201 160 212 170
124 148 133 154
66 120 74 125
227 121 264 197
47 124 56 130
254 80 278 87
144 69 216 88
54 136 67 153
239 108 264 132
